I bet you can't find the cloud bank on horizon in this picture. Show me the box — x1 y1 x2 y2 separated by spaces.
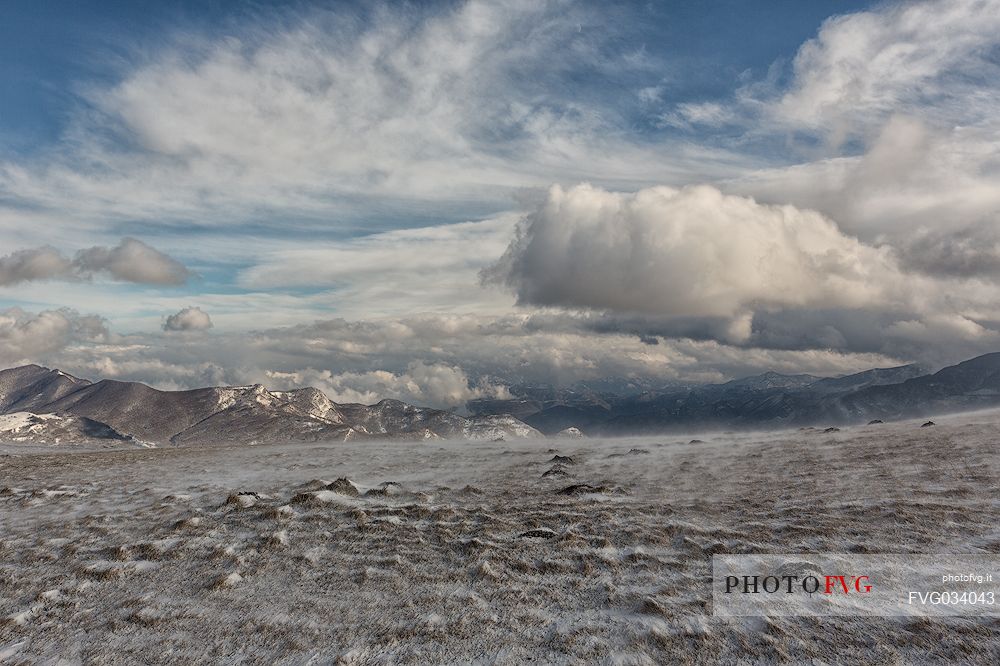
1 0 1000 407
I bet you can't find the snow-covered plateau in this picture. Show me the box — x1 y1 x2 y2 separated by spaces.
1 411 999 663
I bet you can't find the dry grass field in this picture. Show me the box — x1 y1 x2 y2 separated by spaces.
2 412 1000 664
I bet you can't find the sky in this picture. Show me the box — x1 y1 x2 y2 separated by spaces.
2 0 1000 407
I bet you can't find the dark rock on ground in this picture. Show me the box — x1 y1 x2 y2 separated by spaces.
297 479 331 491
557 484 608 496
225 491 264 508
364 481 404 497
326 478 360 496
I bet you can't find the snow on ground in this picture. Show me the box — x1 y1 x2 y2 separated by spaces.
0 413 60 437
1 412 1000 663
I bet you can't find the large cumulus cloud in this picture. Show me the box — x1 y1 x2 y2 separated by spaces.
486 183 911 327
480 182 1000 366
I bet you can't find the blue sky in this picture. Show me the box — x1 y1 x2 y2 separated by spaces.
1 0 999 405
0 1 870 152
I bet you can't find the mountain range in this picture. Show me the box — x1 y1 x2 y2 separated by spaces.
0 365 540 446
469 353 1000 435
3 352 1000 446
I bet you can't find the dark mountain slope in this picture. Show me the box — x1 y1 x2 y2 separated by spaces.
471 353 1000 434
807 364 926 393
841 353 1000 420
41 380 224 443
0 365 91 413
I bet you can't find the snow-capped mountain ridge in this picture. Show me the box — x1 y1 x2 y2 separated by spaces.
0 365 539 446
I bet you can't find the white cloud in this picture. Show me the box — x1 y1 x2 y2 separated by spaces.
0 308 109 366
238 215 519 318
732 116 1000 252
719 0 1000 281
480 181 1000 366
3 303 918 406
660 102 738 129
0 0 744 230
772 0 1000 139
487 183 912 322
75 238 191 285
0 238 190 286
1 0 999 386
0 247 73 286
240 217 517 289
163 306 213 332
266 362 509 408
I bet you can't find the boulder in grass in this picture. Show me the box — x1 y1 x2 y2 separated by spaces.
325 478 360 497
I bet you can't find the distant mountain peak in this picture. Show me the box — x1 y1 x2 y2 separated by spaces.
0 365 538 446
721 371 822 390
